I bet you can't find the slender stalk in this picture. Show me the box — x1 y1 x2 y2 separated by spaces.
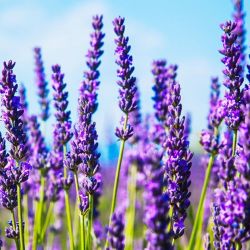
73 196 80 247
64 189 74 250
125 164 137 250
87 194 94 250
105 114 128 248
187 153 215 250
63 145 74 250
187 205 195 225
11 209 19 249
40 202 54 242
17 183 25 250
74 172 85 250
80 216 85 250
32 201 39 249
23 195 29 246
37 175 45 235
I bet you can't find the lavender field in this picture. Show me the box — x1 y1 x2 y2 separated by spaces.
0 0 250 249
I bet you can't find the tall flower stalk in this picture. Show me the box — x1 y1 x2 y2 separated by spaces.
188 77 225 249
152 60 193 241
232 0 246 69
51 64 73 249
142 140 173 250
34 47 50 122
124 88 142 250
105 16 137 248
65 14 104 250
0 61 30 250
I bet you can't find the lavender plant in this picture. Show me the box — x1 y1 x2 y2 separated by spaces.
0 2 250 249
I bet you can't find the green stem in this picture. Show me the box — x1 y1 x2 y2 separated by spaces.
65 189 74 250
87 194 94 250
23 195 29 246
187 153 215 250
105 114 128 249
74 172 85 250
125 164 137 250
37 175 45 235
17 183 25 250
32 201 39 250
11 209 19 249
40 202 54 242
80 215 85 250
63 145 74 250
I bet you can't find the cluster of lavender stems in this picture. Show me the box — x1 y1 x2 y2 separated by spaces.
0 1 250 249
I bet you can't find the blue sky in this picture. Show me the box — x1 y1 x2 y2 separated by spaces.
0 0 249 158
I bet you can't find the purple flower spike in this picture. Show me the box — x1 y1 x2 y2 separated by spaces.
34 47 50 121
106 212 125 250
52 64 72 149
80 15 104 115
28 115 48 172
79 193 89 214
0 170 17 210
143 143 173 250
232 0 246 68
128 87 142 144
5 221 19 240
0 61 28 161
214 176 250 248
113 16 137 140
66 16 104 210
207 77 225 129
151 60 192 239
219 20 244 130
152 60 178 126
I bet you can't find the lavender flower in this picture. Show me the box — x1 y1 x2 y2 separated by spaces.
34 47 50 121
152 60 178 126
106 212 125 250
0 171 17 210
113 16 137 140
5 221 19 240
143 143 172 250
80 15 104 115
28 115 48 172
77 100 101 195
52 64 72 149
213 204 221 250
152 61 193 238
128 87 142 145
18 83 29 123
236 85 250 178
214 177 250 248
232 0 246 67
0 134 15 211
200 77 224 154
0 61 28 161
220 21 244 130
213 84 250 247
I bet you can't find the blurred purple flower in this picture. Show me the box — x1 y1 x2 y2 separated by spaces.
34 47 50 121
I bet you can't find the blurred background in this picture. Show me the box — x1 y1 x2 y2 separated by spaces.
0 0 249 163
